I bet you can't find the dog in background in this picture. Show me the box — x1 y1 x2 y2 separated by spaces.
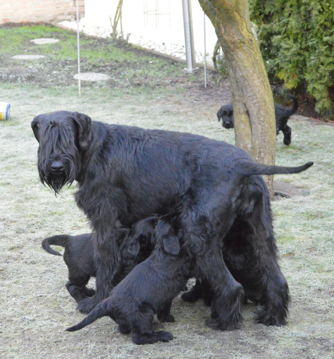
217 94 298 145
66 216 193 345
41 216 159 303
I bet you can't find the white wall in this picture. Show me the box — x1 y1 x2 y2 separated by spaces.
81 0 218 66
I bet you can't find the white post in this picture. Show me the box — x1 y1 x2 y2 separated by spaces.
182 0 196 73
76 0 81 96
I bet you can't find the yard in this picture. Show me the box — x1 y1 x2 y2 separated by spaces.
0 24 333 359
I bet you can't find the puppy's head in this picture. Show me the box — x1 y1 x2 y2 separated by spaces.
217 104 234 129
31 111 92 194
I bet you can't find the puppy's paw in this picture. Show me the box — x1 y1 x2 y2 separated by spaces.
156 330 173 342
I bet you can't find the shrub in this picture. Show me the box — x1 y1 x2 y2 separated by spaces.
249 0 334 118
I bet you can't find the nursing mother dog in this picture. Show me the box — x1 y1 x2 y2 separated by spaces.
31 111 313 331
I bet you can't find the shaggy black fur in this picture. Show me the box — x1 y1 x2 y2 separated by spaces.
66 217 192 345
41 216 159 303
32 110 312 330
217 94 298 145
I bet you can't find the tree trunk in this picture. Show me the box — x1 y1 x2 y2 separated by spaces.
198 0 276 195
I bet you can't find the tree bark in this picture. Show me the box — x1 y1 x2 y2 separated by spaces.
198 0 276 195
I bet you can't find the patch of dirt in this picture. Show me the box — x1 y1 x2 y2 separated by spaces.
274 181 306 199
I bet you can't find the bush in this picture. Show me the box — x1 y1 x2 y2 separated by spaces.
249 0 334 118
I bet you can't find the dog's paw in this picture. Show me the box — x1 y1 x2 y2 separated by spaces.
156 330 173 342
205 313 241 331
256 307 288 326
132 331 173 345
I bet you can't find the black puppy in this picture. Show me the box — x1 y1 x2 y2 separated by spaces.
217 94 298 145
66 217 192 345
42 216 159 303
42 233 97 303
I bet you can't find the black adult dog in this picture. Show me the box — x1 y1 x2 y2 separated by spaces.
217 94 298 145
66 217 191 345
41 216 159 303
31 110 313 330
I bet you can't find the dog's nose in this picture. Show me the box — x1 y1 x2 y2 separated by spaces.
50 161 64 172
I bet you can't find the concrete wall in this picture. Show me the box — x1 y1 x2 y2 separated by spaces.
0 0 84 25
81 0 218 66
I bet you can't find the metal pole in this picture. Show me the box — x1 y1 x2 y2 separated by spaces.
182 0 196 73
203 12 207 87
76 0 81 96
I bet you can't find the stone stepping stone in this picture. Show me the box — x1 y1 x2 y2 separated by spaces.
13 55 45 60
30 38 59 45
74 73 111 82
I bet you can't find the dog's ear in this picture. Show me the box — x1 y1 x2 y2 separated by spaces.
126 240 140 257
71 112 92 150
163 235 180 256
31 116 41 142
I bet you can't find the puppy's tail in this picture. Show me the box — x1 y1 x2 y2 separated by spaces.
41 234 71 256
287 94 298 115
236 160 313 177
66 299 109 332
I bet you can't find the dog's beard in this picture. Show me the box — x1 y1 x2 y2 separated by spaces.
39 160 77 195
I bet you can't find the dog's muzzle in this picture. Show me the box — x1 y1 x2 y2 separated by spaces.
50 160 65 174
224 123 233 129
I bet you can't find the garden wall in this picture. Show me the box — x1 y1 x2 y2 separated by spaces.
0 0 84 25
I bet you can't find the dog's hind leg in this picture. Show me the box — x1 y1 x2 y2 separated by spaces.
66 281 91 303
131 303 173 345
281 124 292 146
182 207 243 331
242 181 290 326
157 300 175 323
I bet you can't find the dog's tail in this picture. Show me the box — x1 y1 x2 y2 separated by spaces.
236 160 313 177
41 234 71 256
287 94 298 116
66 299 109 332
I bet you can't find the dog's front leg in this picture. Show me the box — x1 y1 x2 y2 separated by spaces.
77 219 122 314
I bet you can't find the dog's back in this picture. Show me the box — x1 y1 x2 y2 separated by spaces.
41 233 96 277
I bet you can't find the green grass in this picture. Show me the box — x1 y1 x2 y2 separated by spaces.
0 24 334 359
0 24 206 88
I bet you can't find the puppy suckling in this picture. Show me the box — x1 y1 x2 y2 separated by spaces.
66 216 193 345
41 216 159 303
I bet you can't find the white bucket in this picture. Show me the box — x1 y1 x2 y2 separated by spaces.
0 102 10 121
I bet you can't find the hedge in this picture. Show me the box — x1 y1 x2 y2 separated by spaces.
249 0 334 118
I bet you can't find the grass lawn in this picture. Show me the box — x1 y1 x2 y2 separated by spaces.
0 24 333 359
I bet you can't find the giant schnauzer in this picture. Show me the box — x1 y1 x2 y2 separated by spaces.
41 216 159 303
31 110 312 330
217 94 298 145
66 216 192 345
